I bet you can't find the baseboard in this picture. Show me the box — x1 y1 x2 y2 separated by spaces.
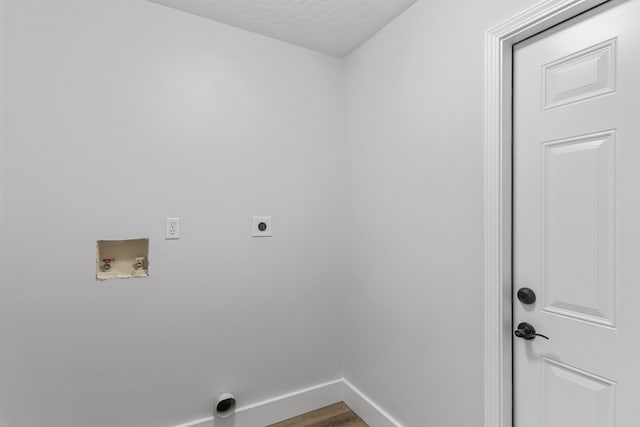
174 378 403 427
341 379 403 427
174 379 344 427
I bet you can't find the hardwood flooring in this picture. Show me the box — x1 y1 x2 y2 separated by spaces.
267 402 368 427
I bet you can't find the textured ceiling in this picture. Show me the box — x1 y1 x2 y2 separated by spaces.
147 0 419 57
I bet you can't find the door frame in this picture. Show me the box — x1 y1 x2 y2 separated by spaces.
0 0 4 252
483 1 611 426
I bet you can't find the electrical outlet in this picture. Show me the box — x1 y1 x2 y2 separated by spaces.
165 217 180 240
252 216 272 237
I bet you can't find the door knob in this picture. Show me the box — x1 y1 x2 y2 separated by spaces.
514 322 549 340
517 287 537 304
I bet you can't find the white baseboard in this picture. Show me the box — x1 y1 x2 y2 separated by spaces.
174 379 343 427
174 378 403 427
341 379 402 427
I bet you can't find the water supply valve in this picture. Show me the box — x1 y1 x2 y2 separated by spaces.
102 258 115 272
134 257 146 270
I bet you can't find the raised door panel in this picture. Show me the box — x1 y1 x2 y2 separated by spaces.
543 359 616 427
543 39 616 110
541 131 616 328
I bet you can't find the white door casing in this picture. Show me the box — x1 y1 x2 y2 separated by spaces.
484 1 613 427
513 1 640 425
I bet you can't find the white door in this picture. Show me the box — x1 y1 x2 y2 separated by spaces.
513 1 640 426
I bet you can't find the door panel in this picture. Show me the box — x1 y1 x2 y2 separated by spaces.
541 131 616 327
542 39 616 110
513 1 640 426
543 359 616 427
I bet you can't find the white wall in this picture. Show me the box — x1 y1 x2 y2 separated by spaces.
0 1 344 427
342 0 536 426
0 0 6 424
1 0 561 426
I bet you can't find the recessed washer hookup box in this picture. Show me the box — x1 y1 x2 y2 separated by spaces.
96 238 149 281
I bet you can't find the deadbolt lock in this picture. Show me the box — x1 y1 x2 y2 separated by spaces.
517 287 536 305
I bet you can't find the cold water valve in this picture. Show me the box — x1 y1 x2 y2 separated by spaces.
134 257 146 270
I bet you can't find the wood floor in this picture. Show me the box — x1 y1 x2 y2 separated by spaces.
267 402 368 427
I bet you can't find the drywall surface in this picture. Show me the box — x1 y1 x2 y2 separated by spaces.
0 2 5 426
148 0 418 57
0 0 4 250
342 0 536 426
0 1 344 426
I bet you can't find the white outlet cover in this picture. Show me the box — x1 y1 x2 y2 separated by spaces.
252 216 272 237
165 217 180 240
